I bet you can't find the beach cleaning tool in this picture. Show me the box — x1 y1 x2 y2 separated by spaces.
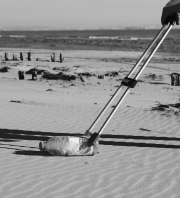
39 17 175 156
87 19 175 147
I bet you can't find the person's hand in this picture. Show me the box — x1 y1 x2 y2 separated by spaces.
161 0 180 25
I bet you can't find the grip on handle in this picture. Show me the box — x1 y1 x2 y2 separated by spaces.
165 13 179 25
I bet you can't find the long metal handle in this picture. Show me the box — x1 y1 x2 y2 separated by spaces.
97 24 172 136
135 24 172 80
85 25 167 135
127 25 166 78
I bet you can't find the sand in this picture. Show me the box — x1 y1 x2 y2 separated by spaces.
0 48 180 198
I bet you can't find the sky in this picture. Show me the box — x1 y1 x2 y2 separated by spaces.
0 0 167 29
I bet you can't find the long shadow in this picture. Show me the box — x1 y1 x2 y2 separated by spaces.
102 134 180 141
13 150 95 157
0 128 81 142
0 142 37 149
0 128 180 156
1 128 180 142
99 140 180 149
14 150 52 156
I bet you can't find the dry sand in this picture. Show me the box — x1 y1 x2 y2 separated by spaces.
0 48 180 198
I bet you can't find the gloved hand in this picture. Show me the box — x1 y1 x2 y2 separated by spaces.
161 0 180 25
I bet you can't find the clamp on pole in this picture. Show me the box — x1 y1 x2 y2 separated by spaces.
121 77 137 88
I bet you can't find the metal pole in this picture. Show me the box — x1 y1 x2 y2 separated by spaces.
85 25 167 135
97 88 130 135
127 25 166 78
135 24 172 80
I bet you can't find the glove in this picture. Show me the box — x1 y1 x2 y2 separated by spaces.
161 0 180 25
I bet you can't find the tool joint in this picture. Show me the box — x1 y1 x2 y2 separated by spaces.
121 77 137 88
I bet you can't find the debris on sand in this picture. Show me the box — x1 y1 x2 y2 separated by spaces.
43 72 77 81
105 71 119 77
0 66 10 72
145 73 164 81
78 72 93 77
46 89 54 91
25 67 49 75
78 74 86 82
139 128 151 132
98 74 105 79
53 67 70 72
151 102 180 115
10 100 21 103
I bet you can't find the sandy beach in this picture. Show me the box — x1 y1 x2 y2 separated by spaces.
0 48 180 198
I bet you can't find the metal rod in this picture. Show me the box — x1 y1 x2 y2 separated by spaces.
135 24 172 80
87 85 123 133
97 24 172 137
98 88 130 135
85 25 167 135
127 25 166 78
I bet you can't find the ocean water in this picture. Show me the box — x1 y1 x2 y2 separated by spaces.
0 29 179 53
0 29 179 40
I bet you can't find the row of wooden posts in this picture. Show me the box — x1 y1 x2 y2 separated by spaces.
4 52 64 62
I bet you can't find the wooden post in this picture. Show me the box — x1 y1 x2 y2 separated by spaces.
171 73 180 86
20 52 23 61
4 52 9 61
51 53 55 62
59 53 63 63
13 54 18 61
18 71 25 80
27 52 31 61
32 70 37 80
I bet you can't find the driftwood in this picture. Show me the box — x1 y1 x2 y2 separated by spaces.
79 72 93 77
43 72 77 81
25 68 48 75
151 102 180 115
0 66 9 72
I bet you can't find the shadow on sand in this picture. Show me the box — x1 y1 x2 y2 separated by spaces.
0 128 180 156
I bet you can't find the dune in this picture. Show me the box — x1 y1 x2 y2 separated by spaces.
0 49 180 197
